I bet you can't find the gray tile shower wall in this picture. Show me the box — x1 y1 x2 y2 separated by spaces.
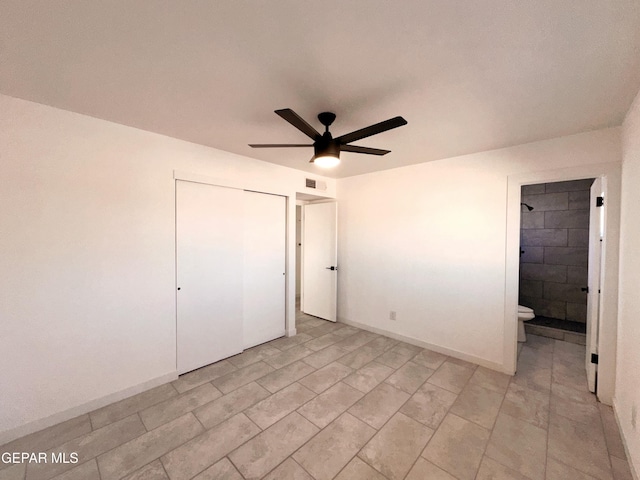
519 179 594 323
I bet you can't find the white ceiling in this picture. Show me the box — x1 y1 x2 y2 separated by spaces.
2 1 639 178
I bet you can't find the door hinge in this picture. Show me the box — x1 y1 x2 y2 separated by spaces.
591 353 599 364
596 196 604 207
581 286 589 293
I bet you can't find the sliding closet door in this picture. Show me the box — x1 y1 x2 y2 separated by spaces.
243 191 286 348
176 180 244 374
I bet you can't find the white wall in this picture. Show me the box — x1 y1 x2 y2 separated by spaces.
616 88 640 478
337 128 621 373
0 94 335 443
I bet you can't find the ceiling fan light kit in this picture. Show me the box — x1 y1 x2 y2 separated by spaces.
249 108 407 168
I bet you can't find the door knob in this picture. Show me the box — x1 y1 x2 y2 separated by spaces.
325 266 337 271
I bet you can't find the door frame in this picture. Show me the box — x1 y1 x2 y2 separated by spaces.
504 162 621 404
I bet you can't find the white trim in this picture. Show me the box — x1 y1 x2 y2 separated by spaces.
613 398 640 480
173 170 289 197
338 317 510 374
504 161 621 403
0 372 178 445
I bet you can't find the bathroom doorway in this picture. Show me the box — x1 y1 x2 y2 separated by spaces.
517 178 604 392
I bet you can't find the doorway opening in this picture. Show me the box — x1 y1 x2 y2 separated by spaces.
294 192 338 330
518 179 595 343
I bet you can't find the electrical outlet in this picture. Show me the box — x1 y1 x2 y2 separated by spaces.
389 311 397 321
632 404 637 430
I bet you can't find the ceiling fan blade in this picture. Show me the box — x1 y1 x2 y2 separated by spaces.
249 144 313 148
275 109 321 140
336 116 407 144
340 145 390 156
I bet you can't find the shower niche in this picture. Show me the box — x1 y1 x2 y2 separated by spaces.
518 178 595 343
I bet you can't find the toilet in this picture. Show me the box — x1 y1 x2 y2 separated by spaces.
517 305 535 342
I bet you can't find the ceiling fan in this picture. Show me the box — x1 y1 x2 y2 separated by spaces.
249 109 407 168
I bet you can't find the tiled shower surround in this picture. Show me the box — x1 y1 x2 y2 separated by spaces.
519 179 594 323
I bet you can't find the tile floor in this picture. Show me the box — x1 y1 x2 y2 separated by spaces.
0 313 633 480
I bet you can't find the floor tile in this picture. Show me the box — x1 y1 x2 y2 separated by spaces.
293 413 375 480
191 458 243 480
244 382 316 429
475 456 531 480
228 412 318 480
610 455 633 480
519 345 553 368
268 333 313 351
546 457 599 480
405 458 456 480
212 361 275 394
358 412 433 480
384 361 434 394
264 345 315 370
27 414 147 480
97 413 203 480
337 344 384 370
550 391 600 425
0 414 91 455
334 331 376 352
485 412 547 480
121 460 168 480
551 381 597 405
552 362 589 392
262 458 313 480
376 343 419 369
598 404 626 460
468 366 511 394
161 413 259 480
343 361 395 393
50 460 100 480
90 384 178 429
334 457 387 480
297 382 364 429
399 382 457 429
304 333 343 351
525 334 555 352
547 413 613 480
500 382 549 429
348 382 410 429
171 361 237 394
0 465 25 480
227 344 281 369
450 382 504 429
411 348 448 370
194 382 270 429
298 361 353 394
139 383 222 430
427 361 475 394
256 360 316 393
422 413 490 480
302 345 349 369
511 360 551 393
331 326 360 338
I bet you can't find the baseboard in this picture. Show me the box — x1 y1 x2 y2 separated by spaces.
338 317 510 374
612 398 640 480
0 371 178 446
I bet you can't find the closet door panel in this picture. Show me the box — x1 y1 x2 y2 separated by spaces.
176 180 244 374
243 191 286 348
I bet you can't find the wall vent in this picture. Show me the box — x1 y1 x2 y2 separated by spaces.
305 178 327 191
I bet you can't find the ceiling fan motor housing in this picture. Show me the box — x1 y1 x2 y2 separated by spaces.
314 135 340 159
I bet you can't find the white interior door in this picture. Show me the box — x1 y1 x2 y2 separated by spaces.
586 177 603 392
176 180 244 374
302 202 337 321
243 191 286 348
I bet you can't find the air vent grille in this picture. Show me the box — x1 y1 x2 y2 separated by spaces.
305 178 317 189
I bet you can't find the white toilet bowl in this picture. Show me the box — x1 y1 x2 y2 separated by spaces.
517 305 535 342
